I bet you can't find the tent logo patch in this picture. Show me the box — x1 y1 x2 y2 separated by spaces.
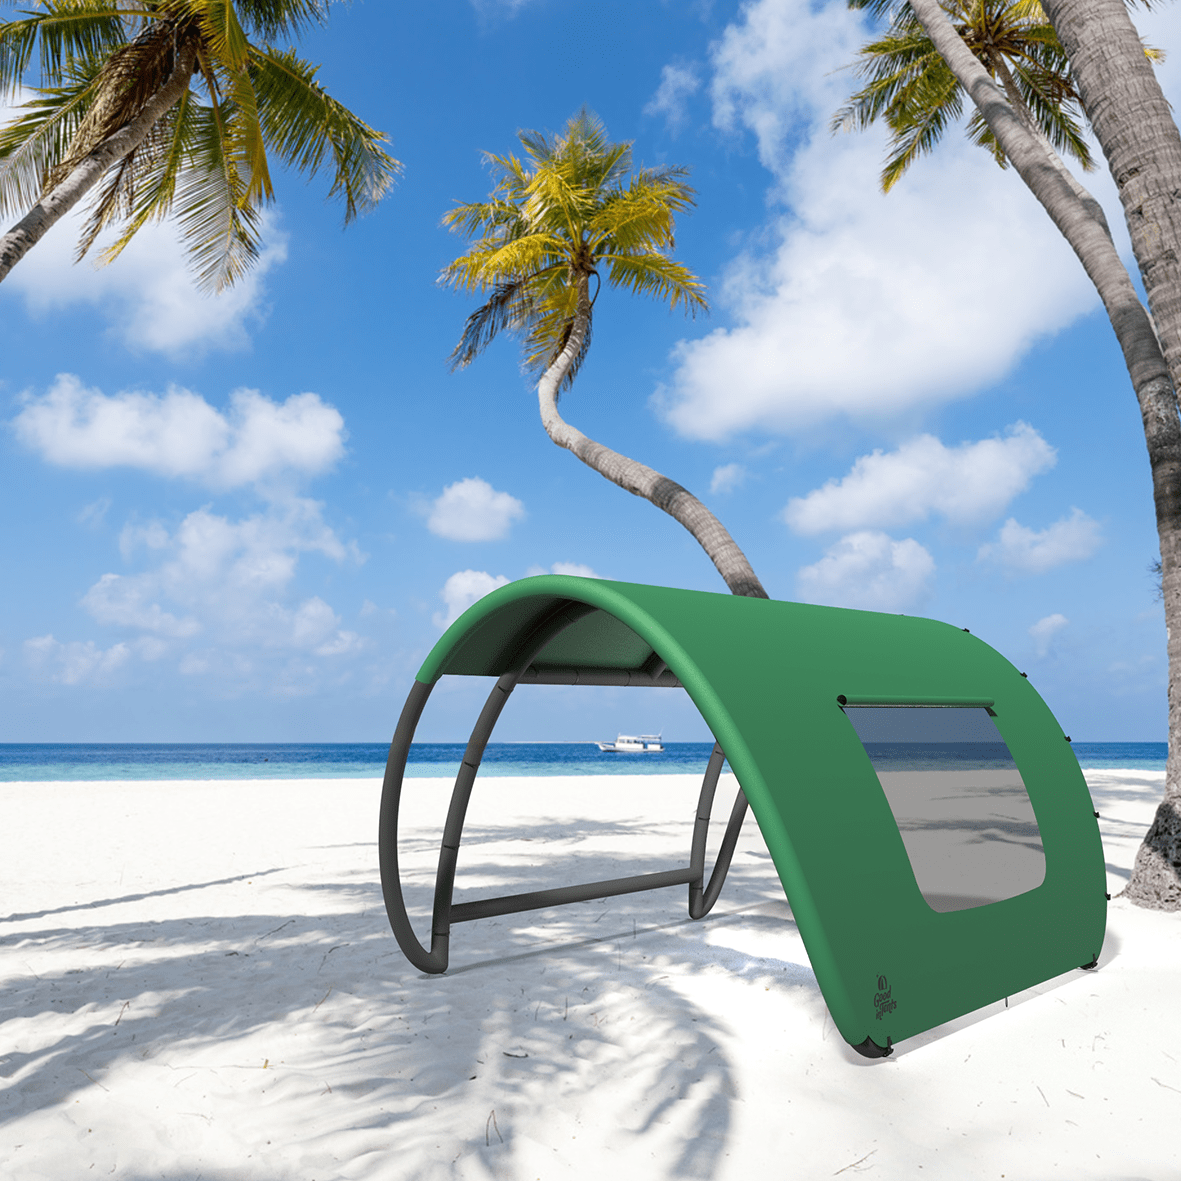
874 974 896 1020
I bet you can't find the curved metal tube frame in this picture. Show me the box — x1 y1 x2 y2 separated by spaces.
378 605 749 973
689 743 749 919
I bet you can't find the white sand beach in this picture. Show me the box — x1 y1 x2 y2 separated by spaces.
1 768 1177 1180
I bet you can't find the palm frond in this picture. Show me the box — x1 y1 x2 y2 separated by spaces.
965 107 1008 167
833 28 950 135
880 52 962 189
87 89 196 263
74 137 141 259
0 0 395 287
535 303 593 392
480 150 529 195
599 250 708 314
196 0 253 71
0 70 97 215
0 5 140 94
1011 61 1093 167
224 60 273 205
441 194 528 242
994 31 1094 167
521 278 591 390
449 274 545 368
172 96 261 291
589 174 697 253
0 15 47 94
229 0 330 41
441 233 562 293
44 17 191 188
249 45 399 220
844 0 903 18
523 157 592 238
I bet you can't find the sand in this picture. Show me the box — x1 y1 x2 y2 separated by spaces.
1 768 1177 1180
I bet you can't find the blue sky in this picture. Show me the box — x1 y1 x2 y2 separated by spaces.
0 0 1174 743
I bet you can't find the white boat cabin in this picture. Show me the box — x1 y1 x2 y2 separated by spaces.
596 733 664 753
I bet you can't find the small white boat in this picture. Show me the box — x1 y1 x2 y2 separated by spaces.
596 733 664 753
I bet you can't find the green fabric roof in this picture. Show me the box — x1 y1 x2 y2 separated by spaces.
407 575 1107 1051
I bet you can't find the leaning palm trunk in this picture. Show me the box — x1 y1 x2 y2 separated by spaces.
1040 0 1181 910
538 276 768 599
0 42 197 285
909 0 1181 909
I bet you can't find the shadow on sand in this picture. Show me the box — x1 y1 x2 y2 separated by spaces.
0 813 819 1179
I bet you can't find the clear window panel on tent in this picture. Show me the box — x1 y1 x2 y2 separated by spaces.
841 705 1046 912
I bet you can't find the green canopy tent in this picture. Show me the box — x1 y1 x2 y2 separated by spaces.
378 575 1106 1057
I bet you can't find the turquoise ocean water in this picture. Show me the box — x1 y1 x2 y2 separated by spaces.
0 741 1166 782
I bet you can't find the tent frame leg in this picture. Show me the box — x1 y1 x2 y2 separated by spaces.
377 610 748 974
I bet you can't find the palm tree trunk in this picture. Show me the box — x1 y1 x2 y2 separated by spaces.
537 274 768 599
1041 0 1181 910
910 0 1181 909
0 41 197 285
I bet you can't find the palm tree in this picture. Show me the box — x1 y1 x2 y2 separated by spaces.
0 0 399 290
1037 0 1181 909
835 0 1095 188
440 109 767 599
840 0 1181 908
834 0 1136 230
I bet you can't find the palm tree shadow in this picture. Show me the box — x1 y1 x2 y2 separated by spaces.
0 866 287 925
0 817 813 1179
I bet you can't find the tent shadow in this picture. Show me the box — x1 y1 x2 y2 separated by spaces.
883 926 1123 1061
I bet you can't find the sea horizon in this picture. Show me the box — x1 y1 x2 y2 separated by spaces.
0 740 1167 781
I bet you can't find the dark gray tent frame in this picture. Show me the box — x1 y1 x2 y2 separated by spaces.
377 575 1107 1056
379 600 748 976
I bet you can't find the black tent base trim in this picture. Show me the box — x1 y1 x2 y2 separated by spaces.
853 1036 894 1059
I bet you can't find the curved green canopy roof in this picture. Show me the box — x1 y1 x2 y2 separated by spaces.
395 574 1107 1053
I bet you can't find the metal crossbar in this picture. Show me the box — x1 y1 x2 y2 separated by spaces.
377 602 748 973
450 869 700 924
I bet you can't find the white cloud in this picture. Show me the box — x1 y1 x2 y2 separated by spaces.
118 519 171 559
24 635 130 685
314 629 365 657
710 462 747 495
1029 613 1069 657
797 530 935 611
357 598 396 620
654 0 1105 440
434 570 510 629
291 597 364 657
978 508 1102 574
467 0 538 17
81 573 201 638
215 389 346 487
522 562 604 581
784 423 1056 534
178 652 213 676
136 636 169 661
1 202 287 356
77 497 112 528
425 477 525 541
81 498 362 657
524 561 604 579
549 561 602 579
12 374 346 489
644 64 701 131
